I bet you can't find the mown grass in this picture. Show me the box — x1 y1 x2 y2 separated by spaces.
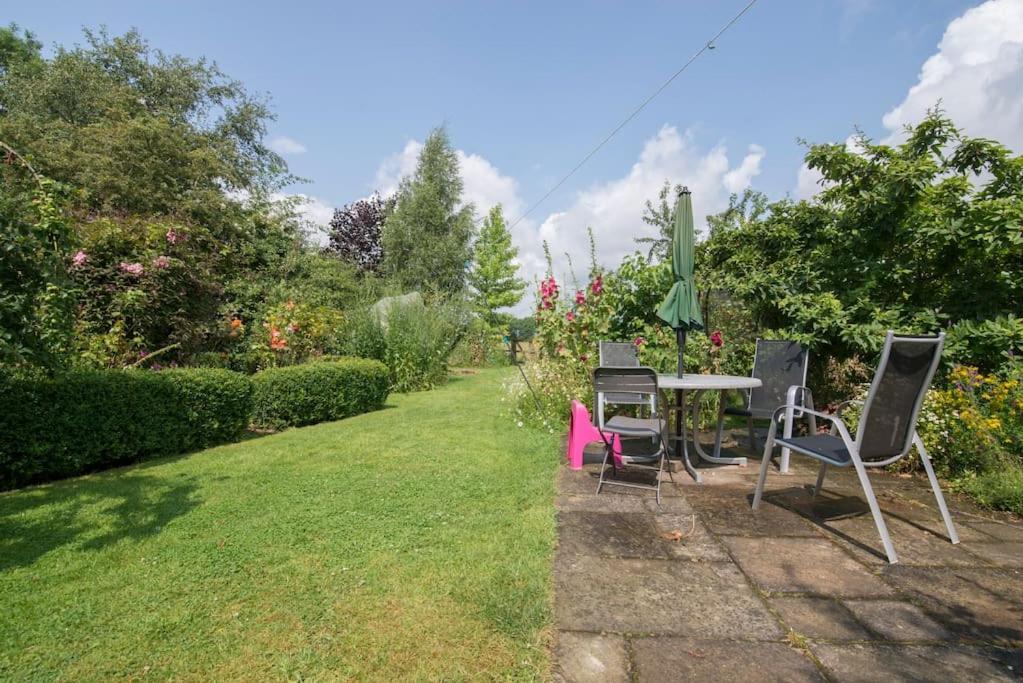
0 369 559 680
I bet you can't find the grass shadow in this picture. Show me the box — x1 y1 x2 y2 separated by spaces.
0 472 200 571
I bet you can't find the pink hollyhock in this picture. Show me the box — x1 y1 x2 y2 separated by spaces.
153 255 171 269
120 262 144 277
710 330 724 348
71 250 88 268
566 311 575 322
575 290 586 306
590 274 603 296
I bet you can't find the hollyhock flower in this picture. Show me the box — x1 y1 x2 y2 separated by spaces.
575 290 586 306
590 274 603 296
71 250 88 268
566 311 575 322
710 330 724 348
153 255 171 269
120 262 144 277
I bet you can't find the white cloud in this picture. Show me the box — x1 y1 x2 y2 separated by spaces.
375 126 764 314
268 136 308 155
269 192 334 245
881 0 1023 151
529 126 764 310
723 144 766 193
374 140 423 195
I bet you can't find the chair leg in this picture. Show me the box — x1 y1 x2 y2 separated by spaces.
596 443 611 495
813 463 827 498
751 420 778 510
850 453 898 564
655 450 665 506
746 415 757 453
915 434 960 545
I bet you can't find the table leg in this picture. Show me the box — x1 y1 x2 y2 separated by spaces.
672 388 701 483
691 389 747 466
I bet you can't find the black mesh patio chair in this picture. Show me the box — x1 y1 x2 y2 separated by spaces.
593 367 673 504
752 332 959 564
595 341 656 427
725 339 813 472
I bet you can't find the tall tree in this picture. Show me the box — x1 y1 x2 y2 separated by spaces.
635 179 684 262
325 193 388 273
469 205 525 325
0 27 290 219
381 127 474 293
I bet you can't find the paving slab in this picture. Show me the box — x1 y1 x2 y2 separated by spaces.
557 512 674 560
687 488 821 537
650 513 730 562
554 554 782 638
812 513 986 567
770 597 872 641
843 600 953 642
556 492 693 514
558 466 683 498
552 631 629 682
811 643 1019 682
882 566 1023 645
963 521 1023 543
959 542 1023 568
724 536 896 597
631 638 824 682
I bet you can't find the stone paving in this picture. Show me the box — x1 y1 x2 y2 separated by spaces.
552 434 1023 682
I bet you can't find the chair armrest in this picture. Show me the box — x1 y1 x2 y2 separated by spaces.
785 385 815 416
770 403 855 444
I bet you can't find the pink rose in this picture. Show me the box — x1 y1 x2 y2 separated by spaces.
580 354 588 363
634 336 646 347
166 228 184 244
119 262 144 277
710 330 723 348
153 255 171 269
71 250 88 268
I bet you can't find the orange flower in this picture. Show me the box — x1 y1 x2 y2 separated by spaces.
230 318 242 330
270 327 288 350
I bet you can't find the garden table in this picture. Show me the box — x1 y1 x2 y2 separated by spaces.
657 373 762 483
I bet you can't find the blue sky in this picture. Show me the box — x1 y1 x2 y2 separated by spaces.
8 0 1022 308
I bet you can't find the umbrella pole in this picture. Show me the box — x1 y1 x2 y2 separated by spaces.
676 328 686 378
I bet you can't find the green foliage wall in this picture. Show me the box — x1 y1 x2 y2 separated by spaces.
251 358 390 430
0 367 253 489
702 111 1023 378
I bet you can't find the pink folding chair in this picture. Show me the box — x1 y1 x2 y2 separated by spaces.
566 400 621 470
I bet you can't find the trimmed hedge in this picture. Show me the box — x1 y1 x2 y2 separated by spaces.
252 358 390 430
0 368 253 490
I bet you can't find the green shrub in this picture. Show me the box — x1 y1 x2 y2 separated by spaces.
382 299 462 392
0 367 253 489
251 358 389 430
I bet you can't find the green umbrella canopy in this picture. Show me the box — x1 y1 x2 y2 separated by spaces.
656 188 704 332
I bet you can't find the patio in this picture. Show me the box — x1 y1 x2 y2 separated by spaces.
553 434 1023 682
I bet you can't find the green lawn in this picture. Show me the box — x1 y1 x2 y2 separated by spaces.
0 369 559 681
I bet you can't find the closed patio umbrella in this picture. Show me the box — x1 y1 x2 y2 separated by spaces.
656 187 703 377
